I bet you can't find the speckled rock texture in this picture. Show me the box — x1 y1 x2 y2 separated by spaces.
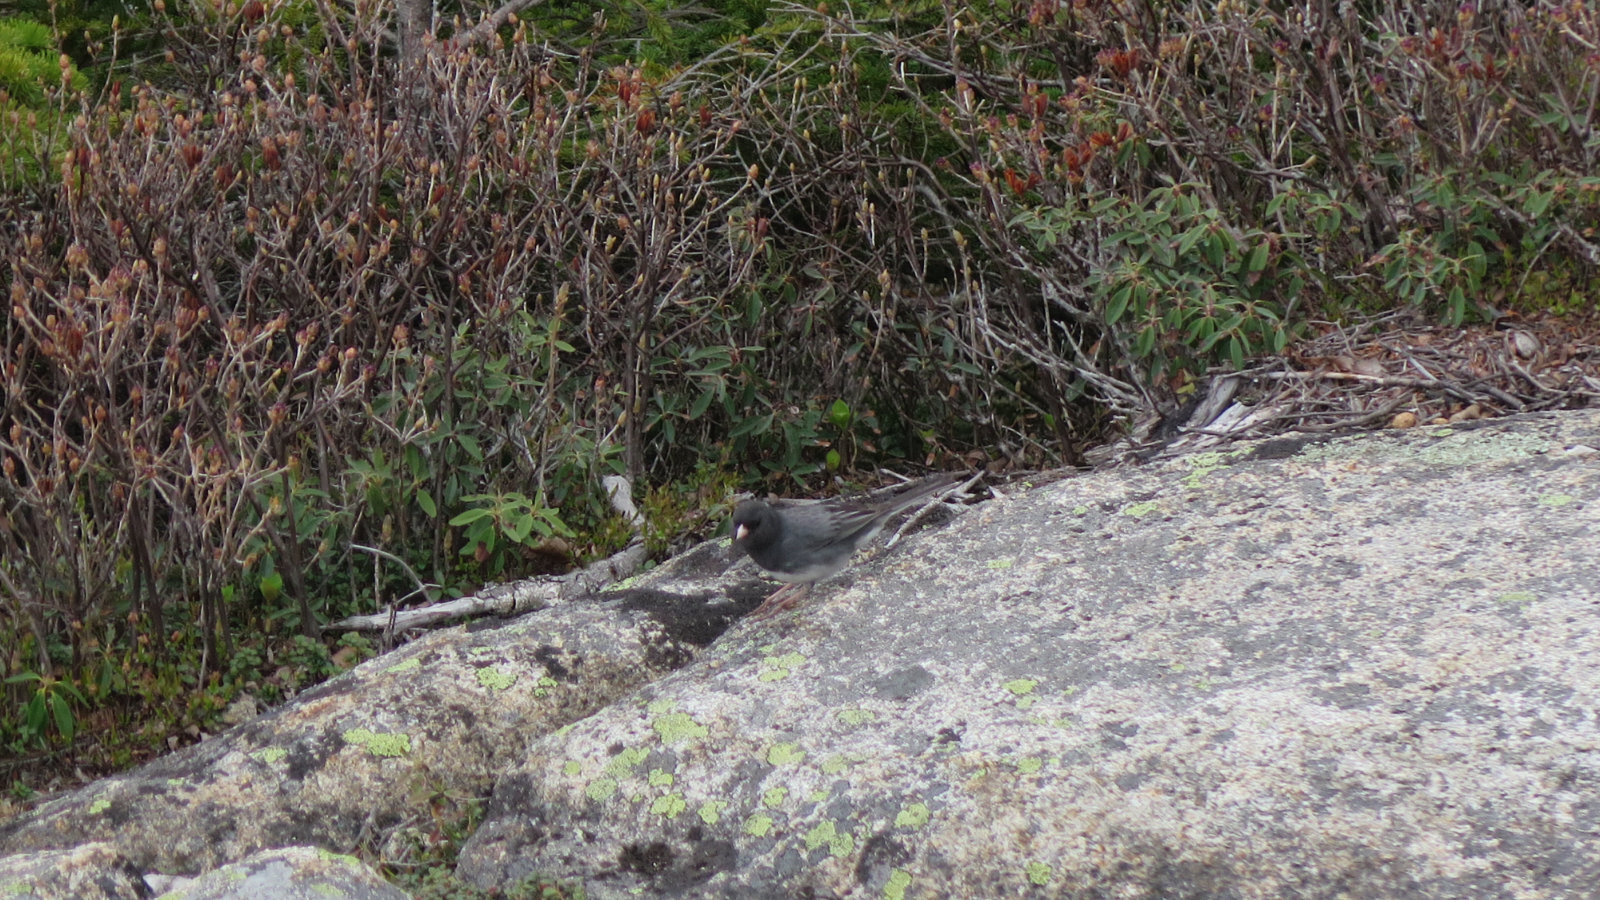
457 411 1600 900
0 580 754 874
0 843 150 899
155 846 409 900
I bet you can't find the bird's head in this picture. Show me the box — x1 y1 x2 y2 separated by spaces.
731 500 778 550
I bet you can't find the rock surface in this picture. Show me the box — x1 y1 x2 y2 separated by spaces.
155 846 408 900
3 410 1599 900
0 843 150 900
457 411 1600 899
0 573 754 873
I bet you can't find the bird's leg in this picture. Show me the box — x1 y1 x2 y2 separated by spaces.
748 582 811 619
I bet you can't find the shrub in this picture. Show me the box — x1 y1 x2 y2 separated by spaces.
821 0 1600 413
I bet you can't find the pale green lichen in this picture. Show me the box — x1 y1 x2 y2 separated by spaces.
1124 501 1161 518
806 819 856 856
314 848 362 866
87 797 111 815
1072 505 1089 515
650 793 687 818
744 814 774 837
1016 757 1043 774
759 651 807 682
586 779 617 801
1004 678 1037 694
763 786 788 808
1026 861 1053 885
883 868 913 899
533 675 559 697
1499 591 1538 606
767 742 805 766
562 760 583 777
476 667 516 691
385 657 421 674
342 728 411 757
1181 452 1227 488
895 802 930 828
809 789 830 802
838 708 875 726
648 768 674 787
698 800 728 825
652 712 708 746
1539 493 1576 507
821 755 851 775
1302 430 1549 467
647 698 677 714
984 558 1014 569
604 747 649 778
252 747 287 765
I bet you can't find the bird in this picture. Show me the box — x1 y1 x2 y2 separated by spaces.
730 473 963 616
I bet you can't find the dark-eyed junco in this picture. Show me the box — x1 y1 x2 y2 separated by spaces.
730 473 962 615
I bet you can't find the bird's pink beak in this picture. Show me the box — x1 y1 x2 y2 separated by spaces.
734 524 748 541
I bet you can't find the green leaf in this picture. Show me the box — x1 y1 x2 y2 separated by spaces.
24 693 45 733
50 694 74 743
1134 326 1158 357
1106 285 1132 325
1448 285 1467 325
458 434 483 461
258 572 283 604
689 388 715 419
540 508 576 538
1246 244 1270 273
417 489 437 518
729 414 772 439
1524 191 1552 218
448 508 492 526
828 399 851 428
